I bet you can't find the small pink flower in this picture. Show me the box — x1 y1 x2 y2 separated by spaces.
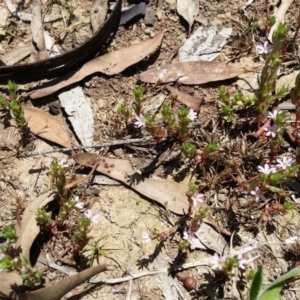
209 253 227 271
256 41 272 55
84 209 100 225
258 164 276 175
267 109 281 120
237 254 248 270
142 231 151 243
250 187 267 202
187 109 197 121
134 114 146 128
183 231 195 241
58 158 69 168
276 157 293 169
264 124 280 138
191 193 204 206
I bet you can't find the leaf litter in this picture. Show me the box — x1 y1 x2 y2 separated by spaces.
0 0 300 300
139 61 244 84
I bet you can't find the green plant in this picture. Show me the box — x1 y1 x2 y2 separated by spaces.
254 23 289 124
0 81 29 136
250 266 300 300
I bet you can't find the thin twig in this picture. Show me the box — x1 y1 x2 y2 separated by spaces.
126 279 133 300
24 137 153 157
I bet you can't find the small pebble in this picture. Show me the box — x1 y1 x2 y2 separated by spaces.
144 7 156 26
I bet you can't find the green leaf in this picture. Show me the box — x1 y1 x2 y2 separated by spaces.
259 268 300 300
250 266 263 300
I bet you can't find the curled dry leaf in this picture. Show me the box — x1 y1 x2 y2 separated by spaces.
1 46 31 66
73 152 191 215
139 61 244 85
29 0 48 62
90 0 108 33
21 265 107 300
0 264 106 300
29 30 165 99
268 0 294 43
177 0 199 35
23 107 72 148
167 86 202 112
16 191 57 260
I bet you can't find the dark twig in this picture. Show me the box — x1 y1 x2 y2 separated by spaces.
24 137 153 157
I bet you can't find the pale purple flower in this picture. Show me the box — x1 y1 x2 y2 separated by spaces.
237 254 248 270
209 253 227 271
267 109 281 120
73 196 84 209
250 187 267 202
134 114 146 128
276 157 293 169
256 41 273 55
258 164 276 175
58 158 69 168
191 192 204 206
183 231 189 240
277 69 282 77
142 231 151 243
84 209 100 225
187 109 197 121
183 231 195 241
264 124 280 138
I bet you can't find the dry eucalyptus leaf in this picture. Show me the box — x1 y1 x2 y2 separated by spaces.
22 107 72 148
268 0 294 43
29 0 48 62
16 191 57 260
1 46 31 66
167 86 203 112
21 265 107 300
177 0 199 35
29 30 165 99
90 0 108 33
0 271 23 299
139 61 244 85
73 152 191 215
0 264 106 300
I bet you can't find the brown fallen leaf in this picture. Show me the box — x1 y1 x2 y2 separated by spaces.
268 0 294 43
0 264 106 300
90 0 108 33
0 271 23 299
21 264 107 300
29 0 48 62
73 152 191 215
16 191 57 260
1 46 31 66
23 107 72 148
138 61 244 85
167 86 203 112
29 30 165 99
